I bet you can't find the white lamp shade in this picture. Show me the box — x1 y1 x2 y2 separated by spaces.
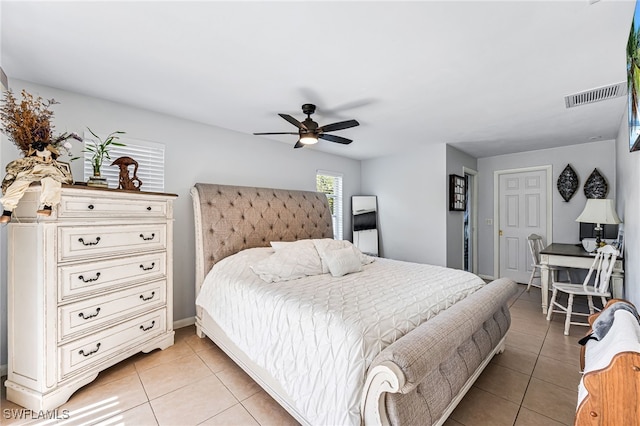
575 199 621 225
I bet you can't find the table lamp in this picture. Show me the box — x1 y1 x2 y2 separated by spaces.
575 199 621 250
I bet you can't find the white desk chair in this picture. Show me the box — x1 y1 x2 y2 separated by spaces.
526 234 569 292
546 244 619 335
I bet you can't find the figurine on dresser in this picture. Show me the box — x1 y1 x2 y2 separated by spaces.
0 89 80 223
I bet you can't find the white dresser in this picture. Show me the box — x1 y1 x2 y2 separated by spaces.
5 185 177 411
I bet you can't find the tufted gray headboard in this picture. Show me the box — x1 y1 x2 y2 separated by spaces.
191 183 334 296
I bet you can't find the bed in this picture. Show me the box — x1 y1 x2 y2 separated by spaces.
191 183 518 426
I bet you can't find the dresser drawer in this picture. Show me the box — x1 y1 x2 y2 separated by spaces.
58 224 166 261
59 280 166 341
59 309 166 379
58 252 166 301
57 195 168 219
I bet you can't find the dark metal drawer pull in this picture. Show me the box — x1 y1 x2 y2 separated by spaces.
79 343 101 357
140 262 155 271
78 237 101 246
78 272 101 283
78 307 101 320
140 291 155 302
139 233 155 241
140 321 156 332
88 204 95 210
147 206 152 211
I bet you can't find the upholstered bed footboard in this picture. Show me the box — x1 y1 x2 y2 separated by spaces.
362 278 518 426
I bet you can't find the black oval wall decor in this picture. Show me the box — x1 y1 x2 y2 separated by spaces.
584 168 608 199
557 164 579 202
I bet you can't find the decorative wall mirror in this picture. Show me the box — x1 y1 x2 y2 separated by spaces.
352 195 378 256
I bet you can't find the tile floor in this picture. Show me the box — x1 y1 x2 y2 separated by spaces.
1 283 586 426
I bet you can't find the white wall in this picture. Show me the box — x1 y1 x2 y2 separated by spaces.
477 140 616 279
0 80 361 366
361 144 447 265
615 110 640 307
446 145 477 269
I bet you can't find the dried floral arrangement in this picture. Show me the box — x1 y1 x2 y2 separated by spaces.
0 89 80 159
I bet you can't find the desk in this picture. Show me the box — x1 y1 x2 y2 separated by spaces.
539 243 624 315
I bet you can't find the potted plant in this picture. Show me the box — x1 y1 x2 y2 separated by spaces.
84 127 125 187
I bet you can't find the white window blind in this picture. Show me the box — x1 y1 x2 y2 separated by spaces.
316 170 343 240
83 132 165 192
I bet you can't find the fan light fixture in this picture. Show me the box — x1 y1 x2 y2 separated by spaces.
300 135 318 145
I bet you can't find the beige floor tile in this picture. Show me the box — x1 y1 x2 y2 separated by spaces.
515 287 543 305
505 329 545 355
442 417 464 426
138 353 212 400
59 374 149 425
522 378 578 425
174 324 196 342
94 402 159 426
134 340 196 372
0 401 35 426
539 337 581 367
491 345 538 376
150 375 237 425
473 363 530 404
197 345 238 373
241 391 300 426
514 407 567 426
449 387 520 426
532 355 582 391
511 298 546 314
183 333 217 353
92 357 139 388
216 364 262 401
509 316 550 338
199 403 259 426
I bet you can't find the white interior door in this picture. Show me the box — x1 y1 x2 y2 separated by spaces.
498 168 549 283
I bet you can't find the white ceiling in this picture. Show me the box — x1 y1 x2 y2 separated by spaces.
1 0 635 160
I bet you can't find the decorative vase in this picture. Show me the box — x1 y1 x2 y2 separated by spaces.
557 164 578 202
87 166 108 188
584 168 608 199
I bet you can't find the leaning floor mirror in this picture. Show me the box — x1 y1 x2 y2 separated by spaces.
352 195 379 256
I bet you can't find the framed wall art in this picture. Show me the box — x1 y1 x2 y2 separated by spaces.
628 0 640 151
449 174 466 211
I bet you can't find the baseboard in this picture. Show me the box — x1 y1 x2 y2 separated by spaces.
174 316 195 329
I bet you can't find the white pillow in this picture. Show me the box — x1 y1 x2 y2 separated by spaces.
251 240 322 282
270 240 299 251
312 238 375 273
324 246 363 277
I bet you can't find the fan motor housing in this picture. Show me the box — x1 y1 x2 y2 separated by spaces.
302 104 316 115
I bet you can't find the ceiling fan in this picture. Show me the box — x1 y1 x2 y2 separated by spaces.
254 103 359 148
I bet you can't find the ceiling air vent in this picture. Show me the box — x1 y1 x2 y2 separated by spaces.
565 82 627 108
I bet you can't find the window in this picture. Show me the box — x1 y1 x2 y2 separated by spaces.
83 132 165 192
316 170 343 240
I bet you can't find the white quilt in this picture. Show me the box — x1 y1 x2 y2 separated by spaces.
196 247 485 426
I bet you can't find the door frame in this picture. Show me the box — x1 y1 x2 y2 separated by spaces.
493 165 553 279
463 167 478 274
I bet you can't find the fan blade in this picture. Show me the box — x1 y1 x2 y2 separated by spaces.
279 113 308 130
253 132 299 135
319 133 352 144
319 119 359 133
294 140 304 149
